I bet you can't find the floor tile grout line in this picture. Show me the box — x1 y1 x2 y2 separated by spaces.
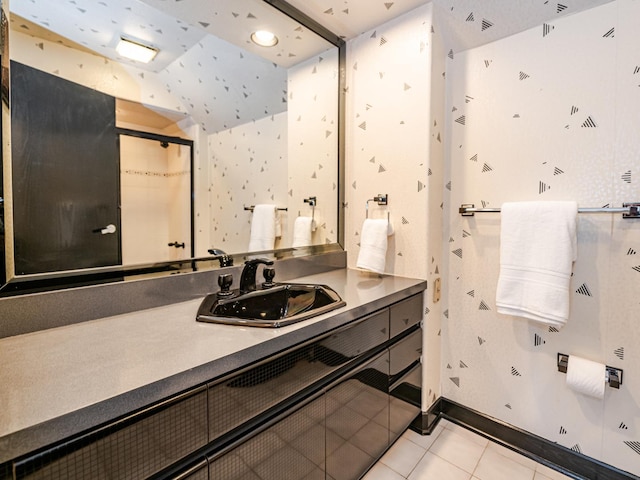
399 426 444 479
379 435 428 479
470 442 491 479
369 424 575 480
404 446 428 479
418 428 481 479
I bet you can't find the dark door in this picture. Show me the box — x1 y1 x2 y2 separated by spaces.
11 61 120 275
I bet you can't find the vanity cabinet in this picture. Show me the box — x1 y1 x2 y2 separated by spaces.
7 293 423 480
13 388 208 480
205 293 422 480
206 308 389 441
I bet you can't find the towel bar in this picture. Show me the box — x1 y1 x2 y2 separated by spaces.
244 206 288 212
557 353 623 389
459 202 640 218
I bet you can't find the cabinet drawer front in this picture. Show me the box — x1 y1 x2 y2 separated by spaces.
208 309 389 439
390 294 422 337
389 327 422 380
317 309 389 362
15 388 208 480
390 383 420 437
209 394 326 480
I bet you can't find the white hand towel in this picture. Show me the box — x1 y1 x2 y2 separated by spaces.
496 201 578 327
356 218 393 274
292 216 314 248
248 204 277 251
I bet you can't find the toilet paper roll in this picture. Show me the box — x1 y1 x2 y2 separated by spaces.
566 355 605 399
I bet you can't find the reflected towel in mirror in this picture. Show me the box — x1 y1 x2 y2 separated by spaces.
248 204 277 251
292 216 314 248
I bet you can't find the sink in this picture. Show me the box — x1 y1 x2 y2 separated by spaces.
196 283 346 327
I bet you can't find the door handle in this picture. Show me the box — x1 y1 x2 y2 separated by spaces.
93 224 117 234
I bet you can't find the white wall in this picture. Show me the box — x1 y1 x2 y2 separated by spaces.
287 49 340 247
443 0 640 474
345 3 445 411
11 30 185 114
207 112 289 253
207 48 340 254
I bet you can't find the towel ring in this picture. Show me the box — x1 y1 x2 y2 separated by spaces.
301 197 318 232
304 197 316 223
366 194 389 222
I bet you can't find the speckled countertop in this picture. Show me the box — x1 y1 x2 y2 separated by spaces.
0 268 426 464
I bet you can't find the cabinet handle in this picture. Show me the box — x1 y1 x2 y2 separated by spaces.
92 224 117 234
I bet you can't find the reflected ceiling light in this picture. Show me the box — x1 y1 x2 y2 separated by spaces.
250 30 278 47
116 37 158 63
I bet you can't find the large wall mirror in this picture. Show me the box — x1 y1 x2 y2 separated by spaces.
0 0 345 295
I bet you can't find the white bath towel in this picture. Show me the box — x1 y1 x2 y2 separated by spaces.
248 204 277 251
356 218 393 274
292 216 314 248
496 201 578 327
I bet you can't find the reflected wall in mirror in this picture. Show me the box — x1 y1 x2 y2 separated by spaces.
2 0 342 293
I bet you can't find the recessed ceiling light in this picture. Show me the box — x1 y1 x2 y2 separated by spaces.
116 37 158 63
251 30 278 47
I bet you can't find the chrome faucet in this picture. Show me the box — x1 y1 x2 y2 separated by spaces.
240 258 274 294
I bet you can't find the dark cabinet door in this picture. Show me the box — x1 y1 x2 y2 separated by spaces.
325 352 390 480
11 61 120 275
209 394 326 480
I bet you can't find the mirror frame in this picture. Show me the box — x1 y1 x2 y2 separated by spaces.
0 0 346 296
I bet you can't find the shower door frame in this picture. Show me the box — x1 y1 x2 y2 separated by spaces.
117 127 195 262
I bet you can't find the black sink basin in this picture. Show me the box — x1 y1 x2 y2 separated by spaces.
196 283 346 327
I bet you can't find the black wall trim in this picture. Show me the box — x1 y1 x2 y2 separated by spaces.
411 397 640 480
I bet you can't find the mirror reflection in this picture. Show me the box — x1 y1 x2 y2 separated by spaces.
2 0 341 291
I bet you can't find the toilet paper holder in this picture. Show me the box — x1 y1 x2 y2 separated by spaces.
557 353 623 389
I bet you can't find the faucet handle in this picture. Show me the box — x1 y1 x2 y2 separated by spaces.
217 274 234 297
262 268 276 289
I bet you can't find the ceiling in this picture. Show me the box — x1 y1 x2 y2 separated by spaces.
286 0 615 52
10 0 616 73
11 0 333 71
9 0 616 133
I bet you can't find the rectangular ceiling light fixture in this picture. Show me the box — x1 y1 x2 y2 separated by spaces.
116 37 158 63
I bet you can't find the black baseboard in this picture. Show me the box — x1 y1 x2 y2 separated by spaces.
410 397 639 480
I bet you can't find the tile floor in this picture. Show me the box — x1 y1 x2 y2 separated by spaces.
363 419 576 480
